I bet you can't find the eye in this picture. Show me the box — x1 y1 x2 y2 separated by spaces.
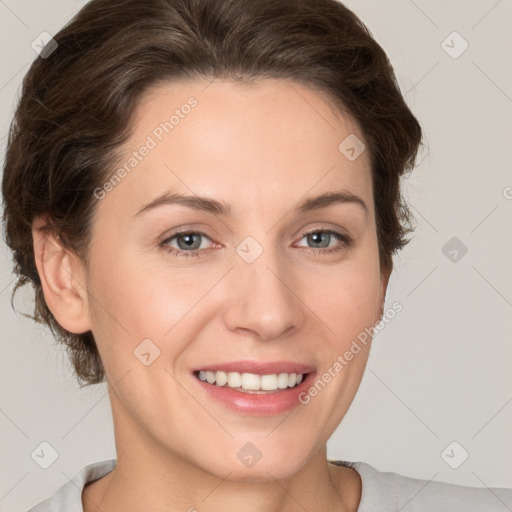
294 229 351 255
159 231 215 258
159 228 352 259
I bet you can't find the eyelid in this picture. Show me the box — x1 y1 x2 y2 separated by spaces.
159 225 218 244
297 225 350 240
159 224 349 244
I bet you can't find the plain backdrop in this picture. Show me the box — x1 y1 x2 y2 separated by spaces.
1 0 511 510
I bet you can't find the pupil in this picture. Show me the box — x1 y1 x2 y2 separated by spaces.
178 233 200 250
310 232 329 248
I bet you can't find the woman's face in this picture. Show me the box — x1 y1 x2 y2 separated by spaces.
81 78 389 479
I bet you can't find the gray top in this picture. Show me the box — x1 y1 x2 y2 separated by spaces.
27 458 512 511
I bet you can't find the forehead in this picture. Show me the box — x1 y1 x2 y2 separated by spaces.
98 78 373 220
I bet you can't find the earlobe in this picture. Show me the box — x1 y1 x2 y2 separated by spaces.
32 217 91 334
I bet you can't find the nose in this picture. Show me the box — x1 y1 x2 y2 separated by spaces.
222 248 305 341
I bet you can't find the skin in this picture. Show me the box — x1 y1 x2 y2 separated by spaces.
33 78 391 512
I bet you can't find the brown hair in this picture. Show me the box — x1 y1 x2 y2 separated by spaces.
2 0 422 386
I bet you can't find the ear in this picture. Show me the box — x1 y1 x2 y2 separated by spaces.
32 216 91 334
377 264 392 321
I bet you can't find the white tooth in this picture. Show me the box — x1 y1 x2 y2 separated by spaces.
241 373 261 390
277 373 289 389
198 370 305 390
215 371 228 386
260 374 279 390
227 372 242 388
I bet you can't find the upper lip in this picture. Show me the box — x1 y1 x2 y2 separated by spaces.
192 360 315 375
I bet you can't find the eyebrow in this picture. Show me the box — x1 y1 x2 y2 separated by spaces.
133 189 368 218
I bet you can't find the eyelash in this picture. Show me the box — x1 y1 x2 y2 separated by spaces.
159 228 352 259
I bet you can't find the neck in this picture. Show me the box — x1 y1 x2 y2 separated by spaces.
83 450 361 512
82 398 361 512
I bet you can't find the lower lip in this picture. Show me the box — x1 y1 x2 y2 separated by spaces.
193 372 316 415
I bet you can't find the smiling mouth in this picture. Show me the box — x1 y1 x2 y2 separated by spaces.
193 370 308 394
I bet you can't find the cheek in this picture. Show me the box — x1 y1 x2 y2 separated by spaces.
86 249 215 362
310 254 382 345
120 262 222 337
306 282 378 387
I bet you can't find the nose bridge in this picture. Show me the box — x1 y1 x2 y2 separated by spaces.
222 237 303 340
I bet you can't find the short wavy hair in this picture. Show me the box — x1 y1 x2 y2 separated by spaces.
2 0 422 386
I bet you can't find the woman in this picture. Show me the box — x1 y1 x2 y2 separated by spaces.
2 0 511 510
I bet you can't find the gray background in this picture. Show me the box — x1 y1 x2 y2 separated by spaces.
1 0 511 510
